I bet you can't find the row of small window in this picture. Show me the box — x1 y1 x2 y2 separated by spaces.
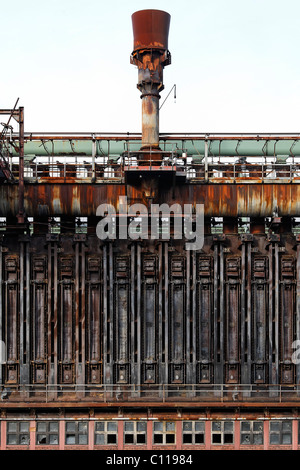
3 420 295 446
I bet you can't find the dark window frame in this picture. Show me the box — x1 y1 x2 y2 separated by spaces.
124 421 147 445
182 421 205 445
153 421 176 445
36 421 59 446
269 420 292 446
65 420 88 446
240 420 264 446
6 421 30 446
211 420 234 445
94 421 118 446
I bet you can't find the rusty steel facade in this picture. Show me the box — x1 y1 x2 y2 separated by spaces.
0 214 299 397
0 8 300 450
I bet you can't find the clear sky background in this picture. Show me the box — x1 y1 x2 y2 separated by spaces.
1 0 300 133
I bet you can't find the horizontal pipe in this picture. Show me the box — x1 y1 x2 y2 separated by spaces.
5 136 300 157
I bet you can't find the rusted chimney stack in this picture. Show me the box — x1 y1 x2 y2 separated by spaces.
131 9 171 150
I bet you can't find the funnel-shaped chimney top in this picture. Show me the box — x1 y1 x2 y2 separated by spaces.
131 9 171 52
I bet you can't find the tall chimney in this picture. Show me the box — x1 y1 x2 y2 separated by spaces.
131 9 171 150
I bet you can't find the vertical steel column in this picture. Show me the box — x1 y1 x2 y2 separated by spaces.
213 243 219 384
241 243 247 384
136 244 141 387
0 421 5 450
268 238 279 395
164 243 169 385
47 242 53 395
19 242 25 385
25 241 30 386
80 241 86 389
75 242 80 387
75 241 85 394
17 107 25 224
191 251 197 386
25 239 30 384
297 242 300 387
268 243 273 388
53 243 58 390
246 240 252 385
0 242 2 386
219 243 224 384
274 243 279 386
130 244 137 385
109 243 114 387
102 245 108 384
92 138 96 181
204 140 209 181
158 243 164 391
185 251 191 384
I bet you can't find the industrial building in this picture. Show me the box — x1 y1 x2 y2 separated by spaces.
0 9 300 450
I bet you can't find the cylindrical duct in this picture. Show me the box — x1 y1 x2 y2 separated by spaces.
131 10 171 150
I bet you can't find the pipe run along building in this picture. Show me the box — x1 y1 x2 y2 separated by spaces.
0 9 300 450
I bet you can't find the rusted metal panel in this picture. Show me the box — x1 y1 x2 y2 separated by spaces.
59 255 74 384
115 256 130 384
1 182 300 218
32 255 47 384
87 255 102 384
197 256 213 384
252 257 268 383
280 256 294 384
169 255 185 384
142 254 157 384
0 231 298 406
225 257 240 384
4 254 19 384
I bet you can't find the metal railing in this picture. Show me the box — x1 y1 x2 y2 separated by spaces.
2 383 300 403
4 151 300 183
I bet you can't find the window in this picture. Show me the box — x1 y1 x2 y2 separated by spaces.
7 421 30 445
36 421 59 445
240 421 264 445
182 421 205 444
65 421 88 445
211 421 234 445
153 421 176 445
124 421 147 445
269 420 292 445
95 421 118 445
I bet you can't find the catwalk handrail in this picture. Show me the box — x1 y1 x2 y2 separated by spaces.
1 383 300 404
7 157 300 183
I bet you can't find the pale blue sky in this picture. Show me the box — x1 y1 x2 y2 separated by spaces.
1 0 300 132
